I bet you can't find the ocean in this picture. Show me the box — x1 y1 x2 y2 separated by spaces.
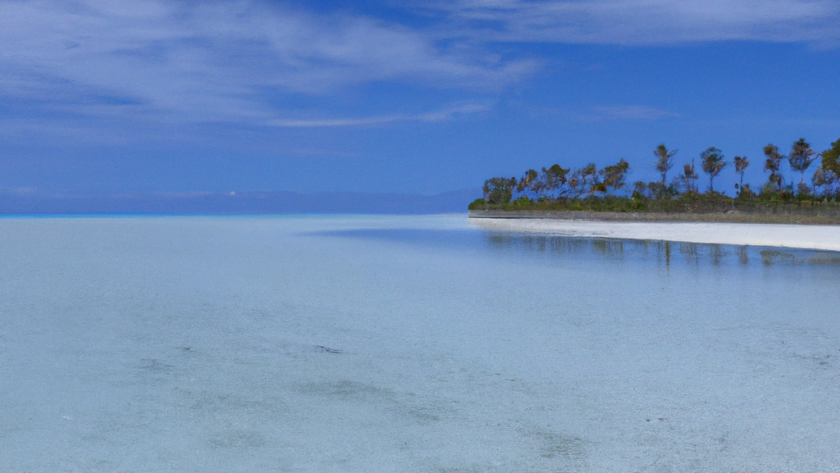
2 214 839 472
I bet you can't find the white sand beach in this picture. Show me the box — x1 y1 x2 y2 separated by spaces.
469 217 840 252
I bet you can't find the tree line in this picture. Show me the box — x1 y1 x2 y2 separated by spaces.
481 138 840 205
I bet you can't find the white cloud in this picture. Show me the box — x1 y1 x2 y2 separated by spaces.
0 0 531 124
422 0 840 44
4 0 835 139
513 102 677 121
266 103 491 127
592 105 677 120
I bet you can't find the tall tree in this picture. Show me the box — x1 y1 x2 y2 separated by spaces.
812 168 837 200
569 163 599 197
733 156 750 196
821 138 840 175
816 138 840 199
483 177 516 204
700 147 726 193
763 144 784 191
653 144 678 186
515 169 538 197
600 159 630 194
537 164 570 198
788 138 816 190
679 159 699 193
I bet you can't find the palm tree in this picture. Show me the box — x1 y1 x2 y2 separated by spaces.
788 138 816 193
763 144 784 191
654 144 678 186
700 147 726 193
678 160 698 193
733 156 750 196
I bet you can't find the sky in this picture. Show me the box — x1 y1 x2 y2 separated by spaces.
1 0 840 195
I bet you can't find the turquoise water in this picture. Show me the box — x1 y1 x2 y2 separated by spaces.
1 215 839 472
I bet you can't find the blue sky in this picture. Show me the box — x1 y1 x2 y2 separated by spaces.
1 0 840 195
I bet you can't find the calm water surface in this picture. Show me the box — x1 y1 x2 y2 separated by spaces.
1 215 839 472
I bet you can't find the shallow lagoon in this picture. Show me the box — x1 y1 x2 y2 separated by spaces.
2 215 839 472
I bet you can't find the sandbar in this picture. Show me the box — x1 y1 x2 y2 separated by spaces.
469 217 840 252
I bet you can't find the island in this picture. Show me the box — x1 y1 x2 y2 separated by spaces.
468 139 840 251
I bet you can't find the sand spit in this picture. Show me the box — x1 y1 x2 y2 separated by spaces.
467 209 840 225
469 217 840 252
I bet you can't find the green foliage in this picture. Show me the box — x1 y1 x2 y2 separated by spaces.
516 169 538 194
813 167 839 201
811 139 840 200
482 177 516 204
511 195 532 206
654 144 678 185
822 138 840 175
796 182 814 201
815 138 840 199
468 198 486 210
639 181 678 200
673 160 699 193
733 156 750 197
789 138 816 185
476 138 840 213
475 193 732 213
734 156 750 174
538 164 571 197
474 195 645 212
700 147 726 192
758 183 793 202
569 163 599 197
736 183 755 201
600 159 630 194
475 191 840 216
763 144 784 190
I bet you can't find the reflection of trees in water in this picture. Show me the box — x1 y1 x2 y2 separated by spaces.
712 244 724 266
680 242 700 265
592 239 624 256
483 233 839 267
487 234 515 250
738 246 749 265
761 250 796 265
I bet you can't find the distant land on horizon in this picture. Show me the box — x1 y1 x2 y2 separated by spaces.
0 189 480 215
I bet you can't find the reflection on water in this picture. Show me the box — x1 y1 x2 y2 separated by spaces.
4 216 840 472
485 232 840 267
320 228 840 268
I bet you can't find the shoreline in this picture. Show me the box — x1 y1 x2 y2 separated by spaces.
469 216 840 252
468 209 840 225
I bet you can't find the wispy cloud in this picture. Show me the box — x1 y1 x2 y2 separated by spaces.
3 0 834 147
592 106 678 120
514 102 678 121
421 0 840 45
0 0 531 125
267 104 491 128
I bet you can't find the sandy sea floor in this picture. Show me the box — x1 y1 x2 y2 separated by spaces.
2 215 840 472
